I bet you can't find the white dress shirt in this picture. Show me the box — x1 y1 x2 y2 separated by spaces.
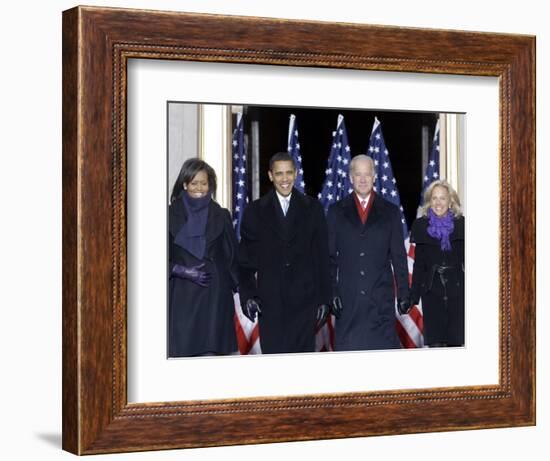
275 191 292 216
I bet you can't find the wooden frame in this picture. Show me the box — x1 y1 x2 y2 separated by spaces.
62 5 535 454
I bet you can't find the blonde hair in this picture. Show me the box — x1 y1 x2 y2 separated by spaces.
420 180 463 217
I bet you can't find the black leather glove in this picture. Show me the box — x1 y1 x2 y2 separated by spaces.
330 296 343 319
242 298 262 322
397 296 412 315
315 304 331 329
171 263 212 287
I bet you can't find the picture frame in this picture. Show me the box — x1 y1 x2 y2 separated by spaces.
62 5 535 454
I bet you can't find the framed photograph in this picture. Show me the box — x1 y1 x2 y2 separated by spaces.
62 5 535 454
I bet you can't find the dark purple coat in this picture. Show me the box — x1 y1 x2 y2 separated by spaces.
168 198 238 357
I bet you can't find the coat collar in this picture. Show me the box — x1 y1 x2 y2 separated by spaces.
259 188 307 241
341 192 382 231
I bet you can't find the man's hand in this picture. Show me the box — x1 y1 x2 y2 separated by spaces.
397 297 412 315
316 304 331 330
330 296 343 319
242 298 262 322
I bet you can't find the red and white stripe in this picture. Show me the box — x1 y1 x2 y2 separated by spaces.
235 237 424 354
396 238 424 348
234 291 336 354
233 292 261 354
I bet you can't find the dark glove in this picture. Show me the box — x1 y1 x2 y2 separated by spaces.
330 296 343 319
315 304 331 329
242 298 262 322
171 263 212 287
397 297 412 315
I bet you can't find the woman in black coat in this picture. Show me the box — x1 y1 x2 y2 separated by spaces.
168 159 239 357
410 180 465 347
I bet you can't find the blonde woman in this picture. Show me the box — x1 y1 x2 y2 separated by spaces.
410 180 465 347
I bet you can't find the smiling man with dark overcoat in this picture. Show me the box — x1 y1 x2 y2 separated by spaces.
238 152 331 354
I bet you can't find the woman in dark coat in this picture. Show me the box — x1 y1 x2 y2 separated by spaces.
410 180 465 347
168 159 239 357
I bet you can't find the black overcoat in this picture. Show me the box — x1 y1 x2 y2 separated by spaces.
410 215 465 346
168 198 239 357
327 193 409 351
238 188 331 354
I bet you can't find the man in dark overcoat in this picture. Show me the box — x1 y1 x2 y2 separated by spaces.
238 152 331 354
327 155 410 351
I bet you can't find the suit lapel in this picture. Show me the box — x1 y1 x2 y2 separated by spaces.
168 198 187 237
259 188 305 242
204 202 222 244
342 193 382 232
284 190 306 242
342 194 363 230
363 194 382 232
259 189 286 241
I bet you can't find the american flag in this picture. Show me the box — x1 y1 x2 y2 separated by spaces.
422 120 440 197
232 113 248 240
287 114 306 193
317 114 353 351
368 117 408 238
367 117 424 348
318 114 354 214
231 112 261 354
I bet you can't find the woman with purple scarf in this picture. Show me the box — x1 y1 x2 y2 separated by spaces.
410 180 465 347
168 159 239 357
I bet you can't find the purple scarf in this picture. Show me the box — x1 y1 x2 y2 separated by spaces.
427 208 454 251
174 191 211 260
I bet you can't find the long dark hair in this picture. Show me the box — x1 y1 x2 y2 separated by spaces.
170 158 217 204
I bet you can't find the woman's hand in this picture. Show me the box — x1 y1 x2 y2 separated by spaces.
171 263 212 287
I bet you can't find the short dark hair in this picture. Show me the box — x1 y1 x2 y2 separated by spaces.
268 152 296 171
170 158 217 203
